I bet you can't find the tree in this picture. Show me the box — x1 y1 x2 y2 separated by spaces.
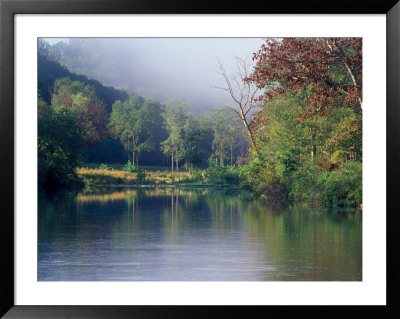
161 102 186 172
244 38 362 160
109 95 158 167
214 57 261 155
51 77 109 146
245 38 362 117
181 116 208 174
210 109 246 165
38 95 84 193
327 112 362 161
38 39 67 62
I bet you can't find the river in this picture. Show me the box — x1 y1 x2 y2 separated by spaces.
38 187 362 281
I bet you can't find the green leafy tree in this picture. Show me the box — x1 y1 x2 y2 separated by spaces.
161 102 186 171
109 95 158 167
327 112 362 161
38 95 84 193
181 116 208 174
210 109 245 165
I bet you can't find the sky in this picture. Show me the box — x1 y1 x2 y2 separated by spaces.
44 37 266 111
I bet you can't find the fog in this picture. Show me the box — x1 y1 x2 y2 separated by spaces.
44 37 265 112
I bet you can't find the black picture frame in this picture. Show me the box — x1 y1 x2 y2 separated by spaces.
1 0 399 318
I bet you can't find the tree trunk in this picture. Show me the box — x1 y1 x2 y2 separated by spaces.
310 128 317 158
311 144 317 158
230 145 233 166
171 152 174 172
176 159 179 172
239 113 257 155
328 39 362 109
132 136 135 167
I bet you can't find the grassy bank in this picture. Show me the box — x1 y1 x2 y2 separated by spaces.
77 167 192 186
77 162 244 188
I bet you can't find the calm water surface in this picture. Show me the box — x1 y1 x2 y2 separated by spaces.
38 187 362 281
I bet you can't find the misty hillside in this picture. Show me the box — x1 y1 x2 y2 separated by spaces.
38 54 129 114
38 53 170 165
39 38 266 111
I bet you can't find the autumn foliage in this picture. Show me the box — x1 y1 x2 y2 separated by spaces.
51 77 109 145
245 38 362 118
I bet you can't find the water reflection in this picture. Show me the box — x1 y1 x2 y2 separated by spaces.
38 187 361 281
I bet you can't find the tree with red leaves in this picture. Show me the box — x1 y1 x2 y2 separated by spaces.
51 77 109 145
245 38 362 118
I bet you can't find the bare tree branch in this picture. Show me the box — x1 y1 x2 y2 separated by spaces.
213 57 260 154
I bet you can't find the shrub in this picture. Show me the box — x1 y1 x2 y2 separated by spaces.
332 150 347 164
166 174 176 183
289 159 323 202
241 158 284 197
190 168 204 182
136 169 147 183
98 163 111 170
320 161 362 205
204 161 242 185
123 160 136 173
179 168 204 183
288 159 362 205
276 148 300 181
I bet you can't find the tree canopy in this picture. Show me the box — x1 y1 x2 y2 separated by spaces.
245 38 362 117
109 95 162 167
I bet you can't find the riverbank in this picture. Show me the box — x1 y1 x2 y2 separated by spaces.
78 167 190 185
77 167 238 188
77 165 361 207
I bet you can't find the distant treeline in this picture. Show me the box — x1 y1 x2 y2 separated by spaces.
38 52 248 193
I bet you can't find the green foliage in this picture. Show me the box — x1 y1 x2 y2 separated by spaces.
288 159 362 205
190 169 204 182
320 161 362 204
38 53 129 113
327 112 362 161
38 76 113 194
160 102 186 165
289 159 324 202
179 168 204 184
204 161 242 185
38 96 84 193
181 116 209 172
98 163 112 170
123 160 137 173
244 88 362 205
51 77 109 145
241 158 283 197
136 169 147 183
161 101 212 172
275 148 301 183
210 109 246 165
332 150 347 164
110 95 162 166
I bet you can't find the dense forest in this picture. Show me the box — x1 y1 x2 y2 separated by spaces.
38 38 362 206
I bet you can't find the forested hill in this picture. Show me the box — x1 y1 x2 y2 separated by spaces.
38 54 129 114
